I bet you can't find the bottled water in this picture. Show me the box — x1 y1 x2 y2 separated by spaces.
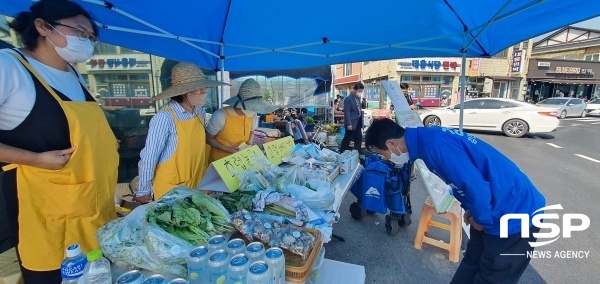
61 244 87 284
82 250 112 284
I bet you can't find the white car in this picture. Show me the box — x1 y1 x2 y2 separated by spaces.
586 98 600 113
419 98 560 138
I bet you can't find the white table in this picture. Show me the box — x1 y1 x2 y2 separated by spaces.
311 259 366 284
331 164 363 213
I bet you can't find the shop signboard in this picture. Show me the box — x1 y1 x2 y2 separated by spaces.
199 145 266 192
468 59 480 76
511 49 527 73
396 58 461 72
263 136 295 165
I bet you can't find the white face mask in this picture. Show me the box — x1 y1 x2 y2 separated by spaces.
47 28 94 63
388 145 410 165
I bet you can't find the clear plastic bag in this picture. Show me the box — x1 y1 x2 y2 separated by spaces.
317 148 340 163
237 169 270 191
96 204 189 277
284 179 335 212
231 210 258 241
271 225 316 260
97 187 232 278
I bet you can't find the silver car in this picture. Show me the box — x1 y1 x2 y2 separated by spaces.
536 98 587 119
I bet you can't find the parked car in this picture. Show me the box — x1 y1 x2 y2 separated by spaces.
419 98 559 138
536 97 587 118
586 98 600 113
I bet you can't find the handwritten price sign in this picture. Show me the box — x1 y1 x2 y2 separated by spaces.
211 145 265 192
263 136 295 165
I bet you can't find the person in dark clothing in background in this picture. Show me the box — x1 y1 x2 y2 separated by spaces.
340 83 364 152
365 119 546 284
400 83 417 110
361 98 367 109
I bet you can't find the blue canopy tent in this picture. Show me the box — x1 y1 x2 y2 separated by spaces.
2 0 600 129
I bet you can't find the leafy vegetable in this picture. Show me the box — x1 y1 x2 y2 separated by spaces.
146 194 233 245
216 191 256 213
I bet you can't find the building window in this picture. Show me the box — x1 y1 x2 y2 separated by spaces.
584 54 600 61
521 41 529 50
422 76 431 82
442 76 454 85
493 49 508 58
512 43 520 50
401 75 411 82
119 47 139 54
432 76 441 83
95 43 117 55
554 54 579 60
411 76 420 82
343 63 352 76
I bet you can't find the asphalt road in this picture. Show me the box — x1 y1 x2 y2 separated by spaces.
325 116 600 284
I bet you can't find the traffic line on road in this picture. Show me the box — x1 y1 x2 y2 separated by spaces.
577 119 600 122
574 118 600 121
546 143 563 149
574 154 600 163
591 122 600 125
571 124 582 126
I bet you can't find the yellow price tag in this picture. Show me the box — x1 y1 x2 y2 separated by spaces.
263 136 295 165
211 145 265 192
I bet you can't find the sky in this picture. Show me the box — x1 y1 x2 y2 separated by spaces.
534 16 600 41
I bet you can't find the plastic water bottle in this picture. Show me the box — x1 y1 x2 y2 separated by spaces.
82 250 112 284
61 244 87 284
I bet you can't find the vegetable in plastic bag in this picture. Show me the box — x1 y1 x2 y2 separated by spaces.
284 179 335 212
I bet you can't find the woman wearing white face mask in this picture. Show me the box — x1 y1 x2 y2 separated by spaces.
0 0 118 282
134 63 229 203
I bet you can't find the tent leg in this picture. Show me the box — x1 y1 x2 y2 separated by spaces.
459 42 467 131
218 44 225 108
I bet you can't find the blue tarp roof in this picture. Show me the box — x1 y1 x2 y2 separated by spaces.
2 0 600 71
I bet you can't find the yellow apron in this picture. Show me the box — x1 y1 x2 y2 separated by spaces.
152 107 207 199
209 106 252 162
5 54 119 271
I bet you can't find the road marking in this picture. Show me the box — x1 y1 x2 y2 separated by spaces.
574 118 599 121
591 122 600 125
574 154 600 163
577 119 600 122
546 143 562 149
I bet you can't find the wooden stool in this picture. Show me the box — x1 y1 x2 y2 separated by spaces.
414 197 462 262
0 248 23 284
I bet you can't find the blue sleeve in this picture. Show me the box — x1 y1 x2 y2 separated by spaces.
427 139 494 228
137 111 173 196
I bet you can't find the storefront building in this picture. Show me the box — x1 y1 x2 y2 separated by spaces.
84 43 164 109
527 58 600 101
396 58 461 107
529 26 600 102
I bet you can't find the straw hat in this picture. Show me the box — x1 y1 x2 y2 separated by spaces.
223 79 277 114
152 62 229 101
115 176 140 204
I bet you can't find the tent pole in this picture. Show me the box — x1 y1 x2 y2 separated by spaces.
331 65 336 124
220 45 225 108
459 34 467 132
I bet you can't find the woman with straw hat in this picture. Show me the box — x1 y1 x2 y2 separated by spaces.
207 78 277 162
134 62 227 202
